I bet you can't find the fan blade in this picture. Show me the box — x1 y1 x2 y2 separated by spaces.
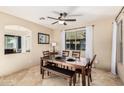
47 17 59 20
52 21 58 24
64 19 76 21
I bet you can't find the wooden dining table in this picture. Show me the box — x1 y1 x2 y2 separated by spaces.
40 56 89 86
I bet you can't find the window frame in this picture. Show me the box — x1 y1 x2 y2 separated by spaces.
4 34 22 54
65 30 86 51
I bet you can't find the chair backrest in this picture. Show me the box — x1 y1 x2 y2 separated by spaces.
72 51 80 59
89 55 96 68
62 50 70 57
43 51 50 58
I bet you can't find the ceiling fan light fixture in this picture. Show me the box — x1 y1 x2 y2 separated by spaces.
58 21 65 24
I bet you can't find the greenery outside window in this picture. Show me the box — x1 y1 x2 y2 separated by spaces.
5 35 21 54
65 30 86 50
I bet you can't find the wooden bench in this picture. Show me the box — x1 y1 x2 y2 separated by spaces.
41 64 76 86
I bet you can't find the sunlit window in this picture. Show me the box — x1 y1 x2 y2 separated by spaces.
65 30 86 50
4 35 21 54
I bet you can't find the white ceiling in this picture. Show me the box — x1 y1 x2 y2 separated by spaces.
0 6 121 31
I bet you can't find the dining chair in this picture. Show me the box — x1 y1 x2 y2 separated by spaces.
61 50 70 69
72 51 80 60
62 50 70 57
43 51 50 59
66 51 80 70
43 50 56 76
75 55 96 86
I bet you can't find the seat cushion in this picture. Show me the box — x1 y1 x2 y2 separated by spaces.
42 65 75 77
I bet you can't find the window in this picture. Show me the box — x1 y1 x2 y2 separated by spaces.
25 36 31 52
65 30 86 50
5 35 21 54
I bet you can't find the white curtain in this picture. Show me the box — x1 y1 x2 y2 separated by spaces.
61 31 65 50
85 26 93 59
111 22 117 75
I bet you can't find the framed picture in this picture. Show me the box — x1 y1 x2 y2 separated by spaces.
38 33 50 44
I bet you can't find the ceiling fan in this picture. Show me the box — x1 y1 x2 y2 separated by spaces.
47 12 78 25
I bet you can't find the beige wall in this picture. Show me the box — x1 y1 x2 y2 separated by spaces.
0 12 54 76
92 18 113 71
53 30 61 51
116 12 124 83
53 18 113 71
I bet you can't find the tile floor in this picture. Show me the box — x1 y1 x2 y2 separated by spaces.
0 65 123 86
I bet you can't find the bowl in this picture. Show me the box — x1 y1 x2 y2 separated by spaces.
66 57 76 62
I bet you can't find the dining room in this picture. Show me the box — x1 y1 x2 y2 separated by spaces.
0 6 124 86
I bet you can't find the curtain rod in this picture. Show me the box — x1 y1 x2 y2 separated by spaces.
64 25 94 31
115 6 124 21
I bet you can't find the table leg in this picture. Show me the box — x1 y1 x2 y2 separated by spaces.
40 58 43 74
82 67 86 86
69 78 72 86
